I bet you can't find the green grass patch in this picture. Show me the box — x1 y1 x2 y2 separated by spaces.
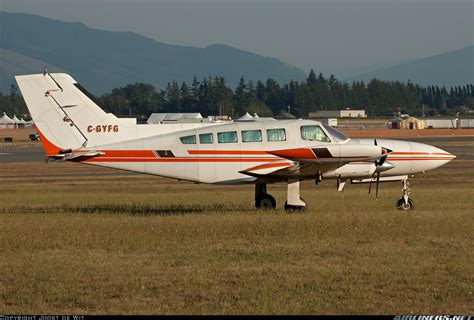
1 160 473 314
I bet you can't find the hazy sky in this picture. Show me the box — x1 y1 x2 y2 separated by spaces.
1 0 473 77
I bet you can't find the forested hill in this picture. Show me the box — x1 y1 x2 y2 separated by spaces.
0 11 306 94
346 46 474 87
3 70 473 119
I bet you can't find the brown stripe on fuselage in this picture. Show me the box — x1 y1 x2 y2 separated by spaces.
311 148 333 158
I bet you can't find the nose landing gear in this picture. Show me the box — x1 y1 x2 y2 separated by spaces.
396 179 414 210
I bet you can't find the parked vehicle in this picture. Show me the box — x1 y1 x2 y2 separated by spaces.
29 132 40 141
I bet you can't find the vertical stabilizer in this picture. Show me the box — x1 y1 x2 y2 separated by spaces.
15 73 135 152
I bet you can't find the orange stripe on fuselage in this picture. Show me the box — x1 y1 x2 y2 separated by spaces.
99 150 156 157
390 151 453 156
188 150 269 155
80 150 454 163
387 157 455 161
83 157 281 163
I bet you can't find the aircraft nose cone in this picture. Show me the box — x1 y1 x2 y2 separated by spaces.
431 145 456 161
408 142 456 173
425 144 456 171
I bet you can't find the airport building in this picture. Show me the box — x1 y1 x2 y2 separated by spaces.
309 109 366 118
147 113 232 124
388 117 474 129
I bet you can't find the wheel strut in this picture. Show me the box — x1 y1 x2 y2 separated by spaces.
402 179 410 205
285 179 306 212
255 183 276 209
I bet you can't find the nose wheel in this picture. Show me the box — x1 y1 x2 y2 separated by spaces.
396 197 414 210
396 179 414 210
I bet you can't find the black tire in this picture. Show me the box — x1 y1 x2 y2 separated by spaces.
396 197 414 211
255 194 276 209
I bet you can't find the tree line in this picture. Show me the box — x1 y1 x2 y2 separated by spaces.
2 70 473 118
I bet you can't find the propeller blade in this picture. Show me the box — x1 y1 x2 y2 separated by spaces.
375 172 380 199
376 147 391 167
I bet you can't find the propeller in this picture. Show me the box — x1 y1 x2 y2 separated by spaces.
375 170 380 199
370 139 391 199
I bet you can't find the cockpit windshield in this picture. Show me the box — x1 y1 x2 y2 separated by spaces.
321 123 349 142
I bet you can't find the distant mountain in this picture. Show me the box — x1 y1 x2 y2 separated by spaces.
0 49 65 92
346 46 474 87
0 12 306 94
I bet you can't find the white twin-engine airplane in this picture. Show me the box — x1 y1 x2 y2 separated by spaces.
16 73 456 212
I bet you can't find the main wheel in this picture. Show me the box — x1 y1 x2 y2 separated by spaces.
255 194 276 209
396 197 414 211
284 198 307 213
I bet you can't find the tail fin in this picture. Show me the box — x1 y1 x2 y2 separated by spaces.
15 73 134 155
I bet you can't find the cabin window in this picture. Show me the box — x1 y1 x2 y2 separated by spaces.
242 130 262 142
199 133 213 144
300 125 330 142
267 128 286 141
217 131 238 143
180 135 196 144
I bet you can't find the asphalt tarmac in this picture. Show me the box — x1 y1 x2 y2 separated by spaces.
0 147 45 163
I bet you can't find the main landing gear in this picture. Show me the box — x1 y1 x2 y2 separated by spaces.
255 179 307 212
396 179 414 211
255 183 276 209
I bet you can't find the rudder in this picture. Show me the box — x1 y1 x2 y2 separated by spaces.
15 73 132 154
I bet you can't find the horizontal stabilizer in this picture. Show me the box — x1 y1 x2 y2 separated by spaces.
47 149 105 162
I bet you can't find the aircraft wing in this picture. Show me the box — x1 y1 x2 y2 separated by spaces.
240 160 340 181
267 145 388 164
240 145 389 181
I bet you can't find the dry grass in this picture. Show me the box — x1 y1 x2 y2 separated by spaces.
0 159 473 314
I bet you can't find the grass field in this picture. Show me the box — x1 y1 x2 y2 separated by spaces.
1 159 473 314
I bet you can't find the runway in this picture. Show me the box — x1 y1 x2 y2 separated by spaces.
0 147 45 163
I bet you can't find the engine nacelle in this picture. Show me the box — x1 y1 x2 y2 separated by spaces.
323 162 377 178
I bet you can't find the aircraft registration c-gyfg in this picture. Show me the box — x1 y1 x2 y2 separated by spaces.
16 72 456 212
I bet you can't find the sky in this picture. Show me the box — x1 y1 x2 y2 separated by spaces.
1 0 473 78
